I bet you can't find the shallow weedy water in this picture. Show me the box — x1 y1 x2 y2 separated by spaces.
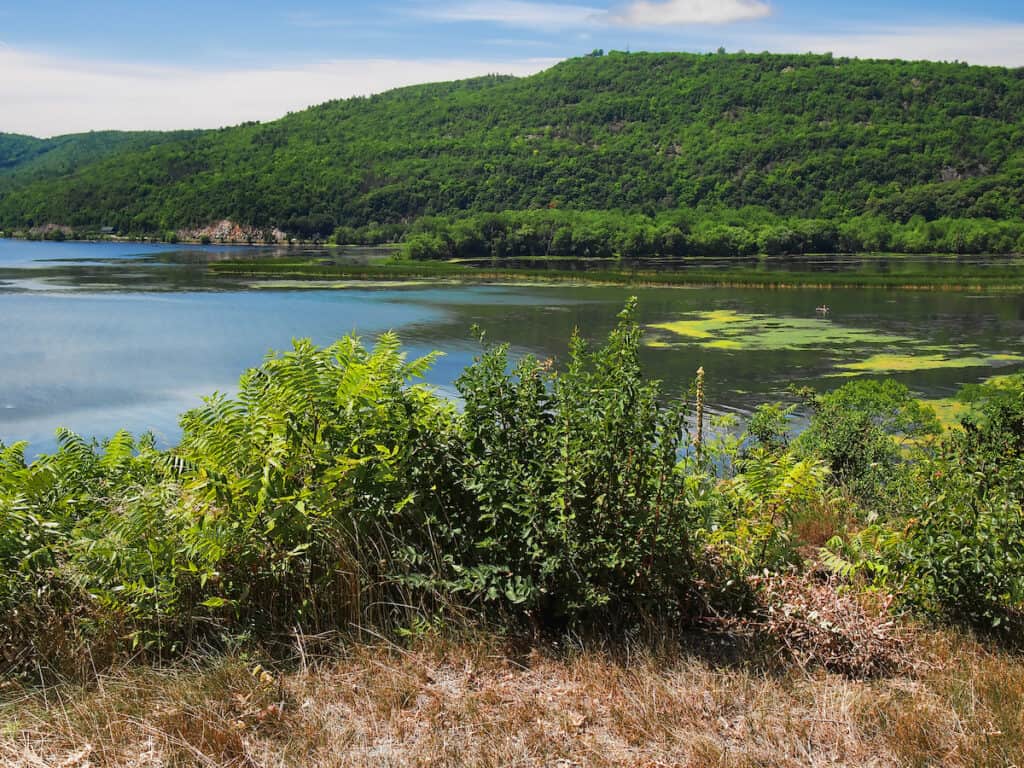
2 239 1023 453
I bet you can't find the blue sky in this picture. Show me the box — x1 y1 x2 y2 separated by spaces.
2 1 1022 136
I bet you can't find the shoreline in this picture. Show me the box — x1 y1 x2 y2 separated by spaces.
4 234 1024 290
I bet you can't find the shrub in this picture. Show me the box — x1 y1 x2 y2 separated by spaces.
794 380 937 503
453 299 697 627
822 377 1024 633
895 382 1024 631
708 449 840 574
745 402 794 453
3 302 1023 674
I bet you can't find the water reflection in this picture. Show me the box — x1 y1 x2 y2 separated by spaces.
1 239 1022 455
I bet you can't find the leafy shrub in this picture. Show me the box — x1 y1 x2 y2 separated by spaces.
707 449 840 574
3 303 1024 675
894 382 1024 631
454 299 696 627
0 301 707 671
820 377 1024 633
745 402 795 454
794 380 937 503
153 334 460 639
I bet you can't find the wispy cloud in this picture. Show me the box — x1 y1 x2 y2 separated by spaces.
0 47 557 137
423 0 772 28
764 24 1024 67
612 0 771 26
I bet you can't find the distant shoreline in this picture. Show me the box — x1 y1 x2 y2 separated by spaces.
0 232 332 248
4 234 1023 290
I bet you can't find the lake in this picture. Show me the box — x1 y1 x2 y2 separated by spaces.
2 239 1023 454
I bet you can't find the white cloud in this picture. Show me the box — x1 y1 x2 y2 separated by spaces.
0 47 558 137
612 0 771 26
763 24 1024 67
425 0 771 28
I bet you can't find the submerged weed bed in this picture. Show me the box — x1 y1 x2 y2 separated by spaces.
209 257 1024 291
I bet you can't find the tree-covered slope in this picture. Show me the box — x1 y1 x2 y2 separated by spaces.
0 129 201 195
0 134 49 171
0 52 1022 235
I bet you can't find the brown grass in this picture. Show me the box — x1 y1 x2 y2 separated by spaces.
2 629 1023 768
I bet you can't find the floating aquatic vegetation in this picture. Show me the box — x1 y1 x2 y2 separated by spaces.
835 352 1024 375
647 309 1024 380
651 309 749 339
648 310 905 351
919 397 971 428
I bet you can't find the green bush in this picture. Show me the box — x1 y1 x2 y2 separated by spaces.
895 382 1024 631
454 299 696 626
794 380 937 503
0 301 705 670
745 402 794 454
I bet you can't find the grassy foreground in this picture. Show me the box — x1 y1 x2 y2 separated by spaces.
4 630 1023 767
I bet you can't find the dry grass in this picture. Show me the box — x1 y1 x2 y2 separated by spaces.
2 628 1023 768
756 573 914 678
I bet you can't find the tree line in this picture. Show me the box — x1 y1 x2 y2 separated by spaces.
374 209 1024 259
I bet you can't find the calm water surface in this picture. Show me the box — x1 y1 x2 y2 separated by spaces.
2 239 1023 454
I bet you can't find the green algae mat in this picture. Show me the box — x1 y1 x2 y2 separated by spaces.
647 309 1023 377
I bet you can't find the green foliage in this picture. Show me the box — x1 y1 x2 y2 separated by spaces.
2 304 1024 671
454 299 694 625
0 130 197 196
794 380 937 502
711 450 839 572
128 334 458 639
817 375 1024 633
0 301 704 670
745 402 795 453
398 209 1024 260
1 53 1023 247
894 381 1024 631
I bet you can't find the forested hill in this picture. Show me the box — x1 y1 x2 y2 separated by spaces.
1 52 1023 244
0 130 198 193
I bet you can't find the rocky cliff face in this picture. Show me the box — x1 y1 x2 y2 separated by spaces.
176 220 287 244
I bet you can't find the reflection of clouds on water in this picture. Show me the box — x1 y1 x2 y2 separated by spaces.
2 239 1023 458
1 380 235 458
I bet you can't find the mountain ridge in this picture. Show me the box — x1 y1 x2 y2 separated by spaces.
0 52 1022 242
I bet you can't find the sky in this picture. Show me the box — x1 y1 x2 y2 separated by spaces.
1 0 1023 137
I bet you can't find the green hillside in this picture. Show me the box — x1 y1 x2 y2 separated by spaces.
0 130 200 194
0 134 48 171
1 51 1023 253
